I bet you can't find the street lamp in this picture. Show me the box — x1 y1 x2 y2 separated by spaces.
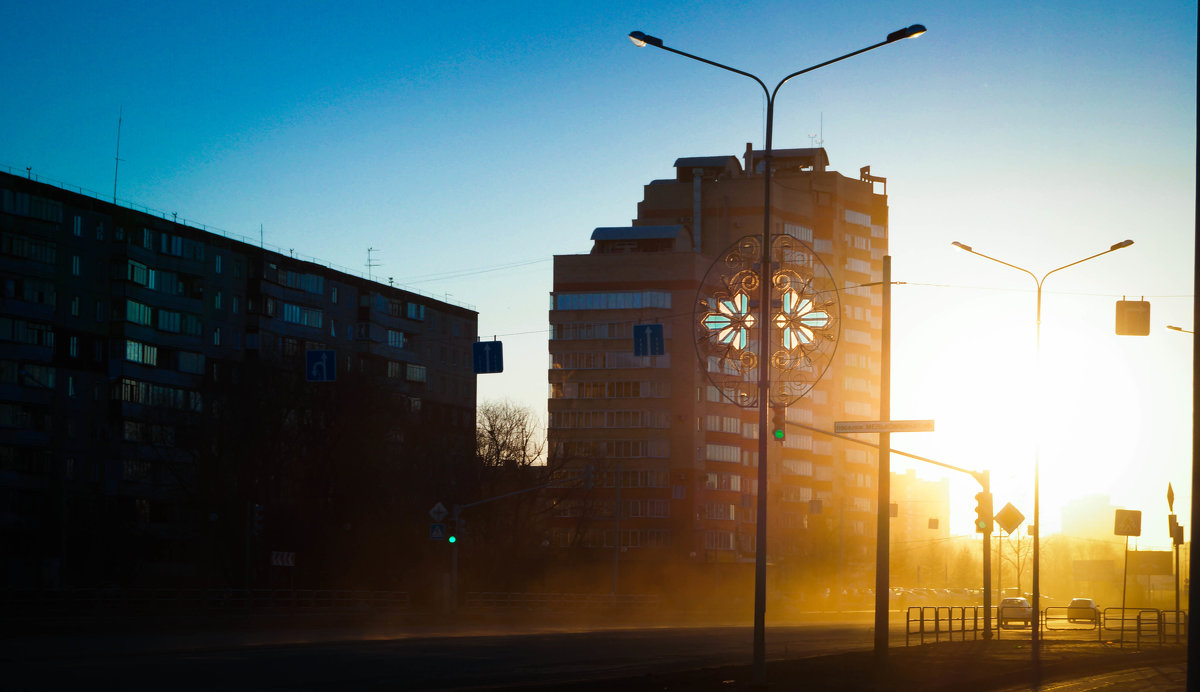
951 238 1134 665
630 25 925 682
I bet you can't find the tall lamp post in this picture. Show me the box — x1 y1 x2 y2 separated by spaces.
629 24 925 684
951 238 1133 665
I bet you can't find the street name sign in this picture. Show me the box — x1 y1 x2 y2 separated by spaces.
833 420 935 434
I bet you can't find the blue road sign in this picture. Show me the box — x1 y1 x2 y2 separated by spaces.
306 350 336 382
633 324 664 357
472 341 503 374
430 523 446 540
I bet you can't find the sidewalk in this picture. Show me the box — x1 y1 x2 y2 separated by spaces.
547 639 1187 692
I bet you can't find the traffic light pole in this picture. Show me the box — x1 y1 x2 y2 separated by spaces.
787 421 993 640
980 472 993 640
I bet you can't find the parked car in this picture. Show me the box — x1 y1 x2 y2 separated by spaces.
999 597 1033 627
1067 597 1100 623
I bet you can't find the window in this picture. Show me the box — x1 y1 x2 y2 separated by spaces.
213 327 221 346
214 291 222 310
125 340 158 366
125 300 152 326
156 309 181 333
73 216 82 237
70 296 79 317
69 336 78 358
407 303 426 320
387 329 405 348
406 364 427 382
71 255 80 276
281 302 323 328
160 233 183 256
552 291 672 311
214 254 222 274
177 351 205 374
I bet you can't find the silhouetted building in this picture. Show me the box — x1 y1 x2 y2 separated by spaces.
0 170 477 589
547 147 887 598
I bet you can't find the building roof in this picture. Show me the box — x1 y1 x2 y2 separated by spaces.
590 226 682 241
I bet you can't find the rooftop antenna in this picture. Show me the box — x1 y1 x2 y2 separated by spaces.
259 223 264 248
808 113 825 148
113 106 124 204
366 247 381 282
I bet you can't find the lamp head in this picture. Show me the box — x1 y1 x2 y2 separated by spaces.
628 31 662 48
951 241 973 252
1111 239 1134 251
887 24 927 42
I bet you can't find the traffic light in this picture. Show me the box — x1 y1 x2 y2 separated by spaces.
974 492 992 533
1170 514 1184 546
772 408 786 442
252 503 264 536
448 517 457 544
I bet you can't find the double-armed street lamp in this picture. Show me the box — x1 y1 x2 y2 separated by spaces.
951 238 1134 665
629 24 925 684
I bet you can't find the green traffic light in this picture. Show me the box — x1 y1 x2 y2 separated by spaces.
448 535 456 543
773 428 785 441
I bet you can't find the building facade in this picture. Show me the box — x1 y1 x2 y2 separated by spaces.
547 147 887 601
0 171 477 589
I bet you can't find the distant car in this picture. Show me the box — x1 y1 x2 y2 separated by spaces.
1067 597 1100 623
999 597 1032 627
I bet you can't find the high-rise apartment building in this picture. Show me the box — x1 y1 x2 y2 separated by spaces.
0 170 477 589
547 147 886 600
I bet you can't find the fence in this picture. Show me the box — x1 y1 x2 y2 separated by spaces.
904 606 986 646
905 603 1189 648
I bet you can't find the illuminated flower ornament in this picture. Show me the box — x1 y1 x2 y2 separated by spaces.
695 234 840 408
702 292 756 351
775 290 830 349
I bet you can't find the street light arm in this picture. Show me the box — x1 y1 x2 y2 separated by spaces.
1042 240 1134 284
951 241 1039 286
774 25 925 100
628 31 769 98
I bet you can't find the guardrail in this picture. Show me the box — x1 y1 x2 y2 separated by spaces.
464 592 659 610
905 603 1189 648
0 588 410 616
1101 607 1182 648
1043 605 1099 633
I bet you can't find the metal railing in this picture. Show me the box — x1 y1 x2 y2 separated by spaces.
904 605 985 646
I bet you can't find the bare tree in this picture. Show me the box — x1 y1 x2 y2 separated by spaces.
475 400 545 468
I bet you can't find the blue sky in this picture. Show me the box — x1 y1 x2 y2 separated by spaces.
3 1 1195 539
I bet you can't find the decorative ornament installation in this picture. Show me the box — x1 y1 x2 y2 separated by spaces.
695 233 840 408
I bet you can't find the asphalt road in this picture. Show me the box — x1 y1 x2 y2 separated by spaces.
9 622 882 691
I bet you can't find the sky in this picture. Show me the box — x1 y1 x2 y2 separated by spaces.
3 1 1195 547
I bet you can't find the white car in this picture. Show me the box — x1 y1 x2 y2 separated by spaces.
999 597 1032 627
1067 597 1100 623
